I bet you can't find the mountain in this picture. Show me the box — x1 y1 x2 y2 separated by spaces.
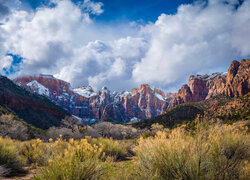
0 76 75 129
133 59 249 129
173 59 249 106
14 75 175 124
13 59 249 124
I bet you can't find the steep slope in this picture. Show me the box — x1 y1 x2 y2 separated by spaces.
173 59 249 106
0 76 73 129
14 76 175 123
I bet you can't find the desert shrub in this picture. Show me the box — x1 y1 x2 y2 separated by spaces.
46 127 85 140
93 122 139 139
0 137 24 176
135 121 250 180
19 139 53 166
83 126 101 138
33 138 109 180
0 114 29 140
142 131 154 138
86 137 130 161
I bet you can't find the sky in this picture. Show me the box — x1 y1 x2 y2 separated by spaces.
0 0 249 92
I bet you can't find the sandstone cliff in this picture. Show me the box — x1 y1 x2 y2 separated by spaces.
14 76 174 124
173 59 249 106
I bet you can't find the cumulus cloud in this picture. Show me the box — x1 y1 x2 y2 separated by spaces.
0 0 250 92
55 37 148 90
132 0 250 88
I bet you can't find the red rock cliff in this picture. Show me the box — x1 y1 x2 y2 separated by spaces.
173 59 249 106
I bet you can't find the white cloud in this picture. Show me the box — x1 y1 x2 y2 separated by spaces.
0 0 250 92
54 37 148 91
81 0 103 15
0 56 12 74
132 0 250 88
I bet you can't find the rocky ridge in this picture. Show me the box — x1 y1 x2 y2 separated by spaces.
13 59 250 124
173 59 249 106
14 76 174 124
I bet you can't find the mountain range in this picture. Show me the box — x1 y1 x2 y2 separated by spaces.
12 59 249 124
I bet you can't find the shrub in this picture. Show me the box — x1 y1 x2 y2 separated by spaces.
135 121 250 180
0 137 24 176
33 138 109 180
86 137 130 161
93 122 139 139
19 139 52 166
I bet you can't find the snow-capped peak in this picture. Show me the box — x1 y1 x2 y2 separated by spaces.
26 80 50 96
74 86 97 98
194 72 227 81
119 91 131 97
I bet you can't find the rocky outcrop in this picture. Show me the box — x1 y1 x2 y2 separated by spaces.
173 59 249 106
14 76 175 124
225 59 250 97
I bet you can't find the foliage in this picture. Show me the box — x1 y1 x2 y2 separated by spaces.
86 137 131 161
0 137 24 177
134 121 250 180
0 119 249 179
33 137 109 180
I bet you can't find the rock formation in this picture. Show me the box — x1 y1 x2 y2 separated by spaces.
173 59 249 106
14 76 174 124
13 59 249 124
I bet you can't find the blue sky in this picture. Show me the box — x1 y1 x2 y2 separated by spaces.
0 0 249 91
22 0 194 22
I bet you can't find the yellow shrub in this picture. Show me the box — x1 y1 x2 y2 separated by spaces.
0 137 24 177
34 137 109 180
135 121 250 180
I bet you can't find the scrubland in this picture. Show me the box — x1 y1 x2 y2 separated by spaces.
0 120 249 180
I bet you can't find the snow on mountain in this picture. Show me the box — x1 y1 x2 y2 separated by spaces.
194 72 227 81
15 75 172 124
155 92 165 101
73 86 97 98
27 80 50 96
118 91 131 98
